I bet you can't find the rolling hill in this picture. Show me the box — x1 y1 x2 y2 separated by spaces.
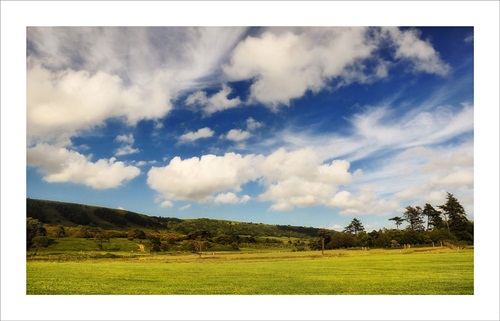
26 198 326 238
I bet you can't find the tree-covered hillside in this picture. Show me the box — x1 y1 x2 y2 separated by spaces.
26 198 324 239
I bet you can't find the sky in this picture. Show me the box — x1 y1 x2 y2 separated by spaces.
25 26 475 231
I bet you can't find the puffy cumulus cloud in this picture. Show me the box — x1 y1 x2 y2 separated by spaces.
259 148 351 184
185 84 242 115
239 195 252 204
258 148 353 211
27 144 140 189
147 153 263 202
212 192 251 205
115 134 139 156
223 27 449 108
246 117 264 130
226 129 251 142
116 134 134 144
160 200 174 208
328 190 401 216
27 27 247 144
26 64 172 144
179 127 214 142
213 192 240 204
382 27 450 76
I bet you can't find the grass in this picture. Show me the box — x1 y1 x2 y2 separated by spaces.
26 248 473 295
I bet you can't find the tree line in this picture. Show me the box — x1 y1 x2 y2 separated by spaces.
315 192 473 251
27 192 472 254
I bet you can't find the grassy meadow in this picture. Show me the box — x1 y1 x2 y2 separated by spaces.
27 247 473 295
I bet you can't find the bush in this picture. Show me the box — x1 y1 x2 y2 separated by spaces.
32 236 54 249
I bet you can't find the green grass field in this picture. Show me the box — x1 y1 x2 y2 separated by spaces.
26 247 473 295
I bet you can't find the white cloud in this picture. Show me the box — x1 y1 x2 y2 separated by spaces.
27 27 247 144
246 117 264 130
212 192 252 205
328 189 401 216
116 134 134 144
160 200 174 208
179 127 214 142
147 147 354 211
147 153 263 202
382 27 450 76
115 146 140 157
213 192 240 204
180 204 191 211
330 224 344 231
115 134 139 156
27 143 140 189
258 148 353 211
224 27 450 108
239 195 252 204
226 129 251 142
351 142 474 217
270 103 473 163
27 64 169 144
186 84 242 115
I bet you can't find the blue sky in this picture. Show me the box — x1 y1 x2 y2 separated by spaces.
26 26 475 231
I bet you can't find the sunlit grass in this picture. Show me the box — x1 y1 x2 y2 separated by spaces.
26 248 473 295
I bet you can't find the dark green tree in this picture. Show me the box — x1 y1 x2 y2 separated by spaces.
328 232 357 249
94 230 110 250
403 206 425 231
148 233 162 254
389 216 405 230
31 235 54 255
55 225 67 238
27 217 46 250
77 225 97 239
344 218 365 235
438 192 471 241
422 203 443 230
187 230 211 258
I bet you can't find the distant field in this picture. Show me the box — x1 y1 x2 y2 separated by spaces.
26 248 473 295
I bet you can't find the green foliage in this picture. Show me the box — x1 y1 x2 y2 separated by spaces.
403 206 425 231
328 232 358 249
94 231 110 250
26 199 47 222
344 218 365 235
93 208 128 227
124 211 161 228
422 203 443 230
148 234 162 253
27 217 47 250
438 192 471 241
32 236 54 249
388 216 405 229
26 194 472 255
128 229 146 240
54 202 91 225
